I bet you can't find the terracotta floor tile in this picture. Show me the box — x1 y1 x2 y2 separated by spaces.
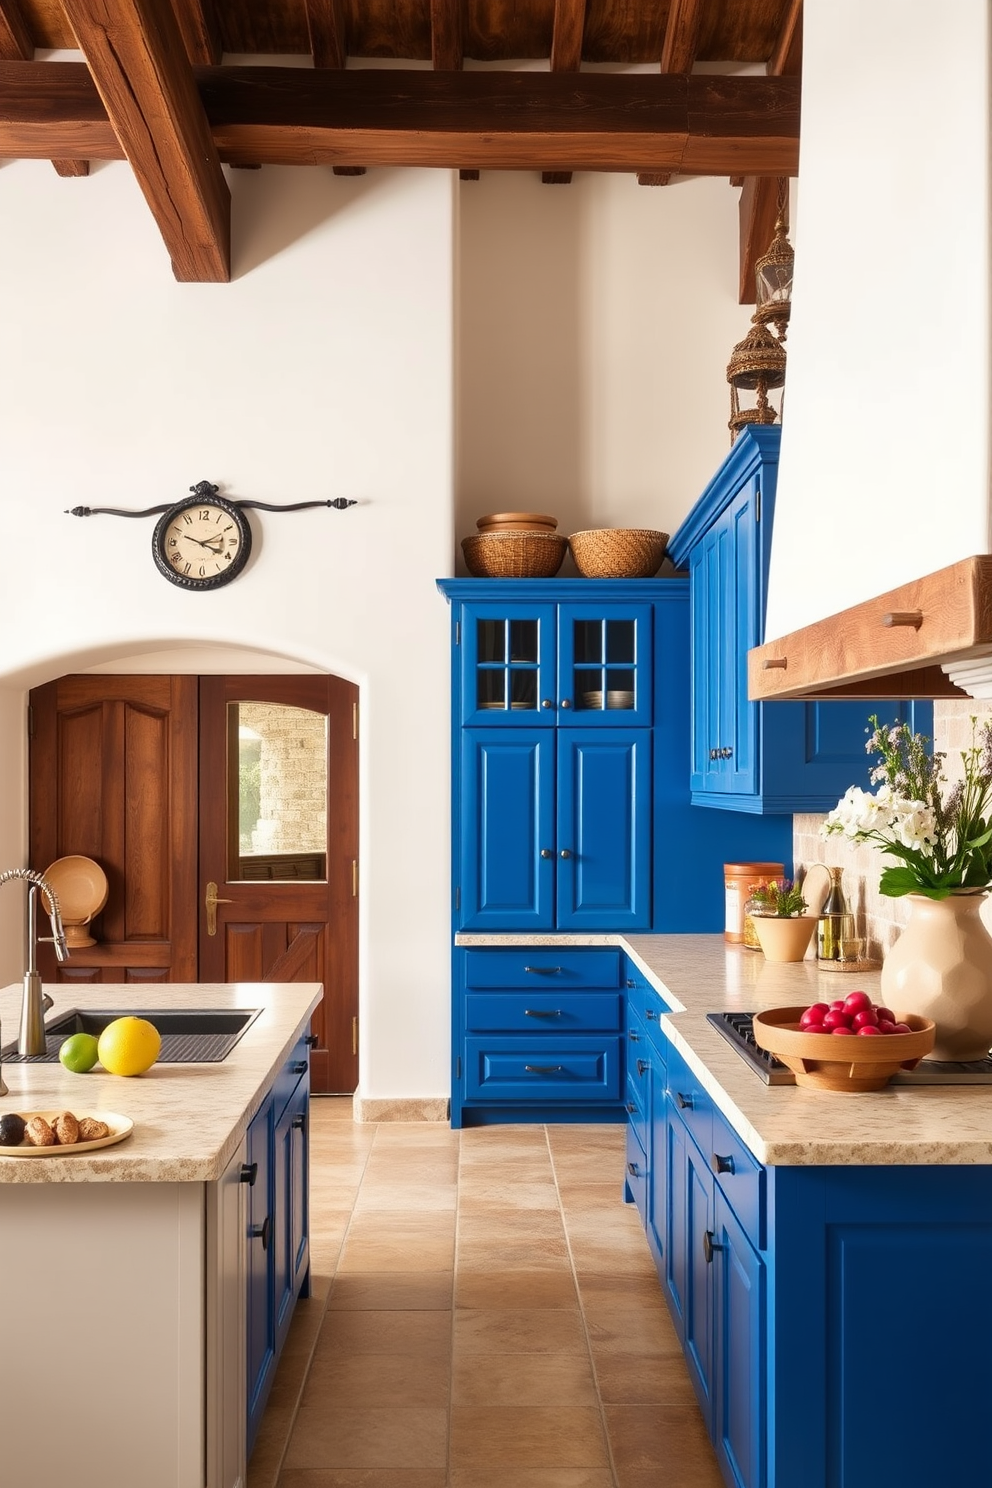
283 1406 448 1470
576 1272 665 1308
449 1406 610 1469
584 1302 682 1357
457 1211 565 1241
280 1472 446 1488
604 1402 718 1474
453 1307 586 1354
301 1351 451 1408
314 1308 452 1357
594 1352 698 1403
449 1472 615 1488
451 1350 598 1407
455 1235 572 1273
455 1268 579 1310
457 1182 562 1213
327 1271 454 1310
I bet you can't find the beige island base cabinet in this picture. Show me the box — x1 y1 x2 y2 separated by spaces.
0 981 321 1488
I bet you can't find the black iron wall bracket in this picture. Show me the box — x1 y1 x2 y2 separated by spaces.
66 479 358 519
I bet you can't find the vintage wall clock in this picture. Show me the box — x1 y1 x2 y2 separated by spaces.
151 489 252 590
66 479 356 591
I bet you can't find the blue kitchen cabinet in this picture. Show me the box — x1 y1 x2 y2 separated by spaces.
668 426 933 812
246 1032 311 1456
713 1190 766 1488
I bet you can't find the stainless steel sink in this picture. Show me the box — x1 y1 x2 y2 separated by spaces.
2 1007 262 1064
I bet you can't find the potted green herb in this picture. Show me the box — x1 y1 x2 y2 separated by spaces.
746 878 817 962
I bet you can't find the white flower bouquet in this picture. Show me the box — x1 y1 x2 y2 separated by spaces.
821 715 992 900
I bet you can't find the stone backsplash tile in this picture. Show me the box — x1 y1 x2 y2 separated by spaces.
793 701 992 960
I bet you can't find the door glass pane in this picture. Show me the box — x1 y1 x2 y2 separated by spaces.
477 671 506 710
605 670 635 708
605 620 635 664
574 620 603 664
229 702 328 881
508 620 538 662
477 619 505 663
575 670 604 710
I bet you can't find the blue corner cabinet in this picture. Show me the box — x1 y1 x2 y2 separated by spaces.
624 969 992 1488
438 579 793 1127
668 427 932 812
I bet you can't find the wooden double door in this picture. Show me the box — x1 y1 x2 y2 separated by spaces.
29 673 358 1094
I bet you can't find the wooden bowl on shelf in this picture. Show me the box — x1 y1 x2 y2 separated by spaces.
751 1006 936 1092
476 512 558 533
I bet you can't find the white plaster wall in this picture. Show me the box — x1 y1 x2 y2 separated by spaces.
0 159 455 1103
457 170 747 563
766 0 991 638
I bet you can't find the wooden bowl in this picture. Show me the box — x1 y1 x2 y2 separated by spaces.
476 512 558 533
751 1006 936 1092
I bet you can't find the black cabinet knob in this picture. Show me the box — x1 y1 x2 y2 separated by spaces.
646 1009 657 1020
626 1102 636 1114
636 1058 648 1077
703 1229 724 1264
304 1034 319 1048
251 1215 271 1251
628 1029 640 1042
292 1113 306 1130
711 1153 735 1175
626 979 636 988
675 1092 692 1110
292 1060 308 1074
239 1161 258 1186
627 1160 639 1178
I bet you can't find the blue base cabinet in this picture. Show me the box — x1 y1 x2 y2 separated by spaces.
624 978 992 1488
246 1030 311 1457
668 427 933 812
440 578 794 1126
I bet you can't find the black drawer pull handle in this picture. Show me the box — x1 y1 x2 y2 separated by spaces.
627 1161 639 1177
292 1113 306 1130
626 1101 636 1114
646 1009 657 1020
628 1030 640 1042
675 1092 692 1110
636 1058 648 1076
712 1153 735 1176
251 1215 272 1251
524 966 562 975
292 1060 308 1075
304 1034 319 1048
703 1230 724 1264
239 1162 258 1186
524 1008 562 1017
524 1064 563 1074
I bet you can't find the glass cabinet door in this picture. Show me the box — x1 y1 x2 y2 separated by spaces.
557 604 653 726
460 602 557 726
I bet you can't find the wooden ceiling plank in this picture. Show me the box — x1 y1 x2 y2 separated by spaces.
660 0 703 74
738 173 780 305
52 157 90 175
58 0 230 282
769 0 803 77
173 0 223 67
0 63 799 177
306 0 347 70
0 0 32 59
637 172 671 186
431 0 462 71
544 0 586 183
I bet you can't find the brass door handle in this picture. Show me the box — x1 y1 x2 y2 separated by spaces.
205 880 233 937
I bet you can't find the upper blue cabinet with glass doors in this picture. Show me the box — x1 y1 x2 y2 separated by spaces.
668 426 932 813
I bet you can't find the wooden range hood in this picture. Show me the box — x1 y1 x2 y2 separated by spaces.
748 556 992 702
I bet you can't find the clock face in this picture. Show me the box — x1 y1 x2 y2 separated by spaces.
152 495 252 590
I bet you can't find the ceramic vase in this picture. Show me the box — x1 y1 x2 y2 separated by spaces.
879 891 992 1061
751 914 817 963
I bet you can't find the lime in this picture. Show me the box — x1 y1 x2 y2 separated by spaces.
97 1016 161 1077
58 1031 100 1073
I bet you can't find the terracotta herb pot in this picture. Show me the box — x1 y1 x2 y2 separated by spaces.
751 914 817 963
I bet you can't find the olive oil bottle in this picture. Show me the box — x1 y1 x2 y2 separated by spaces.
816 866 851 961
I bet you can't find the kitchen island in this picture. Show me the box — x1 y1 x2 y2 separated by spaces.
461 932 992 1488
0 979 321 1488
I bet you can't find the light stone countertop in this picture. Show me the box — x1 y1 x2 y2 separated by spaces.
0 980 321 1183
458 931 992 1167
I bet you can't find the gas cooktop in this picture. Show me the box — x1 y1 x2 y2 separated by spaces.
706 1011 992 1086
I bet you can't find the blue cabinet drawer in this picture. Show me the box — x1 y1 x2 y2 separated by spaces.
464 1036 622 1102
625 1066 649 1154
465 992 622 1033
666 1041 713 1159
271 1027 312 1122
464 948 622 989
625 1123 648 1226
710 1105 765 1252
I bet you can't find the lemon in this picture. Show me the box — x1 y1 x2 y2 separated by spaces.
58 1031 100 1073
97 1016 161 1077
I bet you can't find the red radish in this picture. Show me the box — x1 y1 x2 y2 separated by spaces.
843 990 872 1014
877 1020 896 1035
832 1025 856 1036
823 1009 852 1030
852 1009 879 1030
875 1007 896 1024
800 1009 826 1030
857 1025 882 1036
829 1000 847 1012
890 1023 912 1035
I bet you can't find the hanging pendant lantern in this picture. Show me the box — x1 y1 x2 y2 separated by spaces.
754 181 795 341
726 316 786 442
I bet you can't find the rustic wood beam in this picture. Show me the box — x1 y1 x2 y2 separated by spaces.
637 173 672 186
738 174 781 304
306 0 347 71
431 0 462 71
0 0 31 59
0 64 799 177
332 165 365 175
769 0 803 78
660 0 704 74
173 0 222 67
56 2 230 282
543 0 585 184
52 157 89 175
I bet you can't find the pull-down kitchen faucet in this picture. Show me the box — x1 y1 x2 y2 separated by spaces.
0 868 69 1066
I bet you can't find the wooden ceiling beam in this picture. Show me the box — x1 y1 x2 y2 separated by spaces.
544 0 586 185
0 0 31 59
660 0 703 74
52 157 89 175
306 0 347 72
769 0 803 79
0 64 799 177
57 1 230 282
738 0 801 304
431 0 462 71
173 0 223 67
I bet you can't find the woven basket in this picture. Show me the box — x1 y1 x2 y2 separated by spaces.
462 530 568 578
568 528 669 579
